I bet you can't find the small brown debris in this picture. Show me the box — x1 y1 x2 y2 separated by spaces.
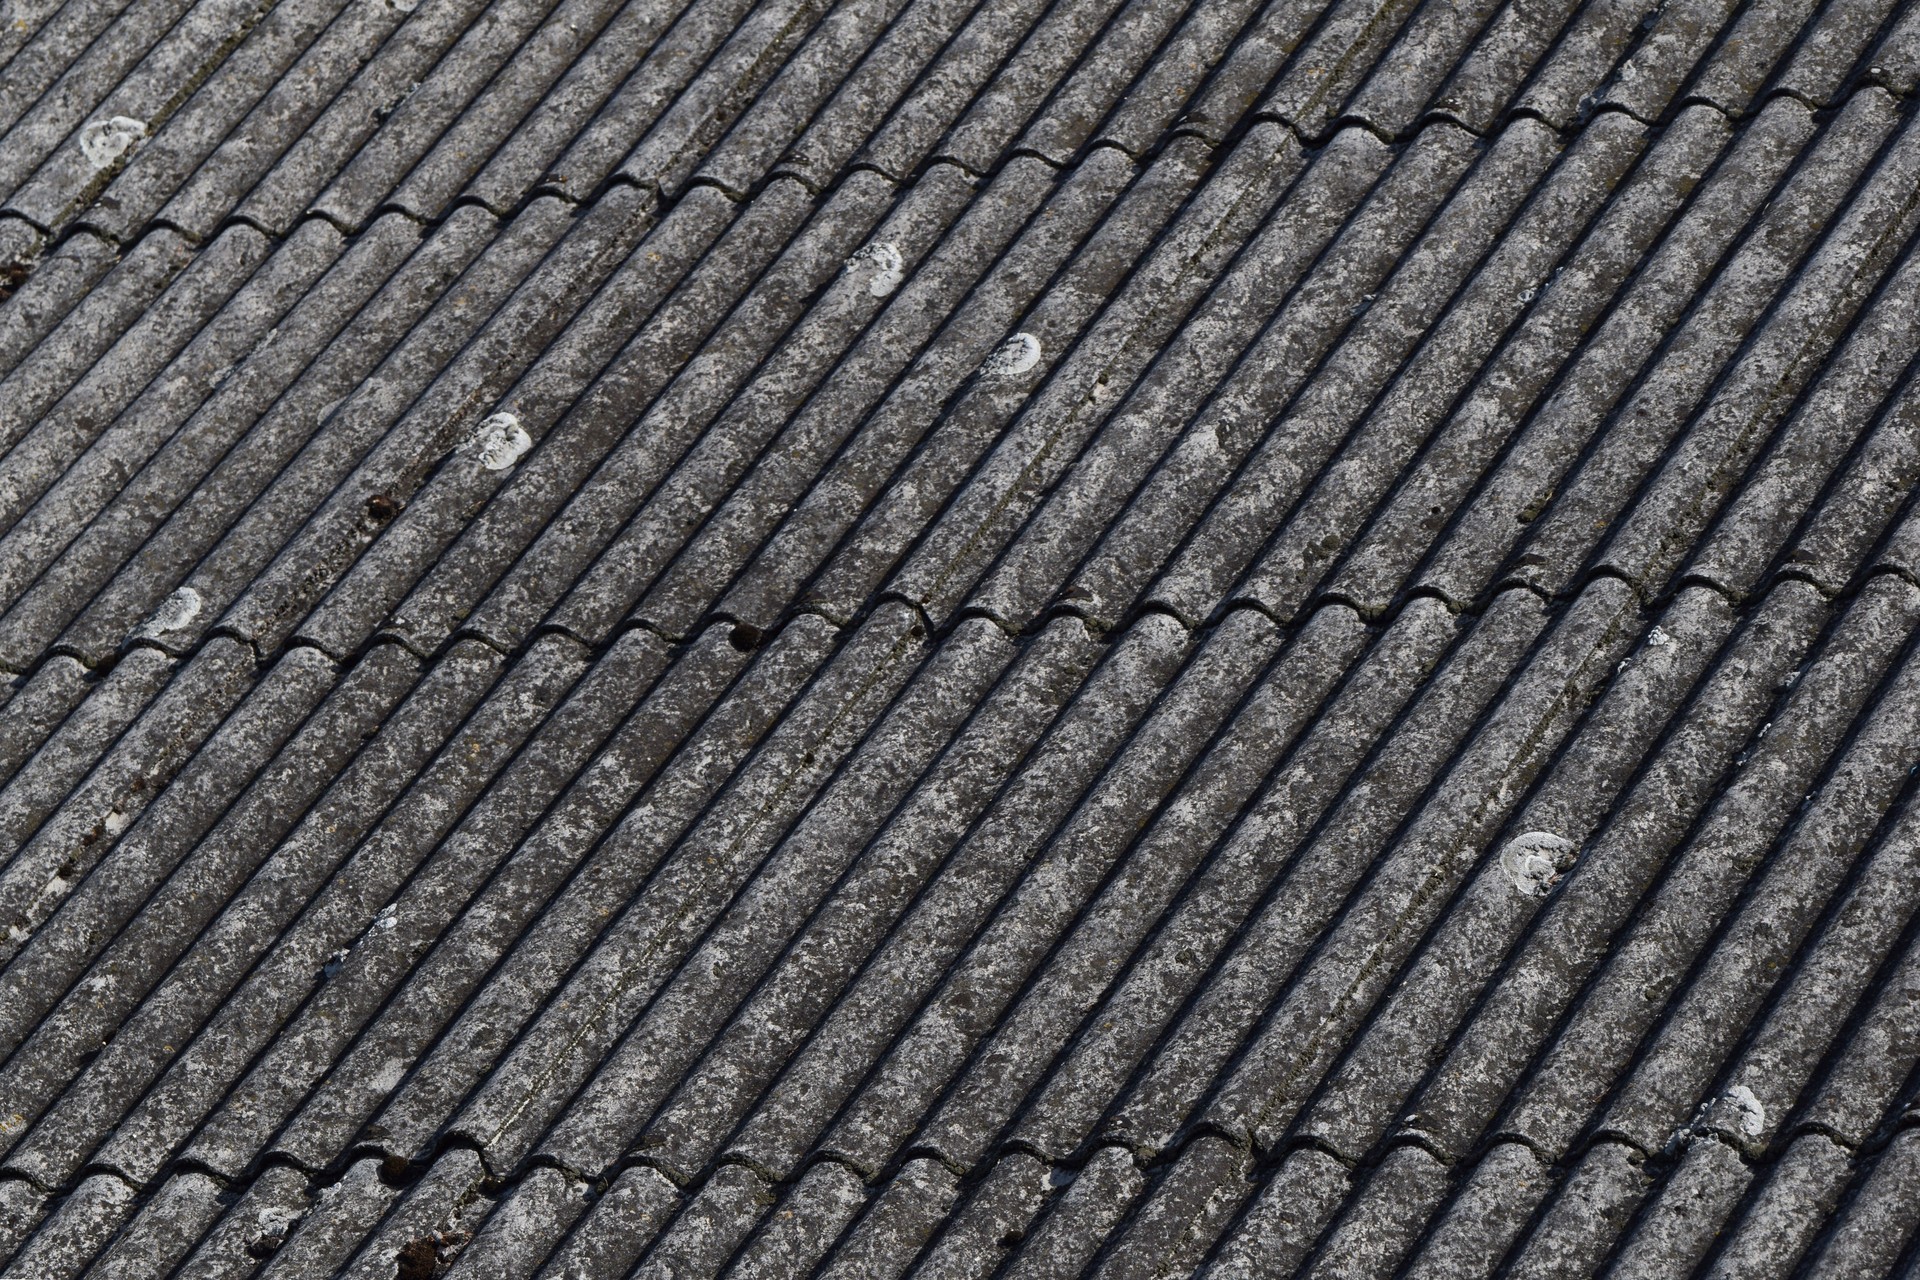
366 493 401 521
0 258 29 302
396 1238 438 1280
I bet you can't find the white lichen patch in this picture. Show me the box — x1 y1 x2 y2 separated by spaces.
256 1205 300 1234
146 586 202 635
985 332 1042 377
846 241 905 297
79 116 146 169
1724 1084 1765 1137
1647 625 1673 648
374 904 399 931
1500 830 1578 898
470 412 532 470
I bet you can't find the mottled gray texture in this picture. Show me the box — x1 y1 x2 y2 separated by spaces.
1 0 1918 1276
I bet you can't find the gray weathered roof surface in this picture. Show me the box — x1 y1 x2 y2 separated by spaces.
2 0 1920 1275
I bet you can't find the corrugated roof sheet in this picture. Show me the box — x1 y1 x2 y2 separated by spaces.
2 0 1920 1275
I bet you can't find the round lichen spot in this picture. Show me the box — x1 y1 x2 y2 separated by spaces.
146 586 202 635
470 412 532 470
79 116 146 169
1500 830 1577 897
1724 1084 1765 1137
985 332 1042 377
846 241 905 297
